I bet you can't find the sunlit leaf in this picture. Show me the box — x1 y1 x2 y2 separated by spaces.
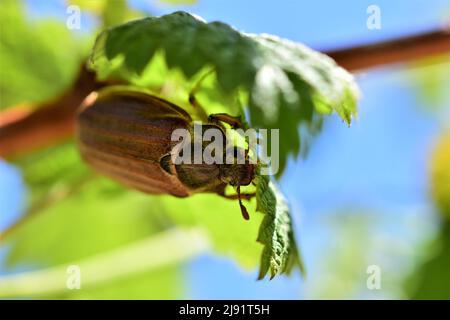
408 55 450 111
0 0 86 110
430 132 450 218
407 221 450 299
160 194 262 269
406 132 450 299
255 174 304 279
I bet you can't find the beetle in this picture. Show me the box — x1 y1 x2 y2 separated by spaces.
76 88 256 219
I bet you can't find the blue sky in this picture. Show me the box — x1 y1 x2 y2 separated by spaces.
139 0 450 48
1 0 449 299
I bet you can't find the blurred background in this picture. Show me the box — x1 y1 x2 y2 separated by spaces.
0 0 450 299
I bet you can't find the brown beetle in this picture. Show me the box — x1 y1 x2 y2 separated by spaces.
76 88 256 219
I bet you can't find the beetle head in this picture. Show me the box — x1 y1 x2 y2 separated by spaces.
219 147 255 187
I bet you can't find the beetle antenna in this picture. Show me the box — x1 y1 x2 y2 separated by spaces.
237 185 250 220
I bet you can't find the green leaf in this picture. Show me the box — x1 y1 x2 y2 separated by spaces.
0 0 87 110
248 34 358 125
430 133 450 218
89 11 359 177
407 221 450 299
13 141 91 205
3 178 185 298
160 193 263 269
5 177 164 267
408 55 450 114
255 174 304 279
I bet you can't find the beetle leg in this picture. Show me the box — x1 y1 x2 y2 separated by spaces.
220 192 256 200
216 185 256 201
208 113 246 130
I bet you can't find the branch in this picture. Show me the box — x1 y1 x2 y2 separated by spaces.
0 65 106 158
326 29 450 71
0 228 209 298
1 29 449 159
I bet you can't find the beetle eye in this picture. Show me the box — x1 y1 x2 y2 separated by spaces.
159 154 175 175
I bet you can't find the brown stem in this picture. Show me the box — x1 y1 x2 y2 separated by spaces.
0 65 107 159
325 28 450 71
